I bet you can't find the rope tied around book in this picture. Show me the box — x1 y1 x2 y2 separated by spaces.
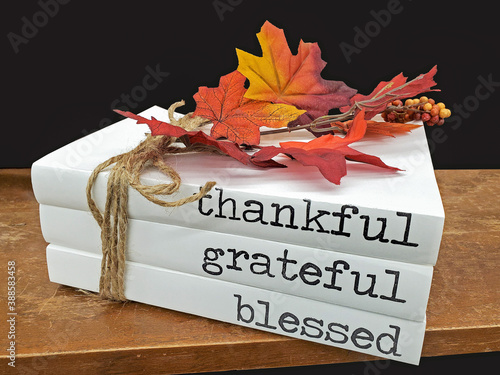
86 131 218 301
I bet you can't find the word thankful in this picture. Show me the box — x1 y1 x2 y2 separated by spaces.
204 248 406 303
234 294 403 358
198 188 419 248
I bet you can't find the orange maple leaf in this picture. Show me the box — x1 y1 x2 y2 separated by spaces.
332 119 422 137
193 70 305 146
252 110 399 184
236 21 356 124
280 110 367 151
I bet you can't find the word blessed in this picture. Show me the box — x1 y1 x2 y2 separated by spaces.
198 188 419 247
234 294 402 358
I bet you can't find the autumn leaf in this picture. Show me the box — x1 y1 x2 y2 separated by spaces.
280 108 367 151
341 65 440 119
193 70 305 146
114 110 256 166
251 110 399 184
332 119 422 138
251 146 349 184
114 110 187 138
236 21 356 125
185 131 251 165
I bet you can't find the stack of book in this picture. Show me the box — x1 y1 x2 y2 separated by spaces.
32 105 444 365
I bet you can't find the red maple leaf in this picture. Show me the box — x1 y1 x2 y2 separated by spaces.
192 70 304 146
341 65 440 119
251 109 399 184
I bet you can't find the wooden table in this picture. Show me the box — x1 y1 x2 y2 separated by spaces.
1 169 499 374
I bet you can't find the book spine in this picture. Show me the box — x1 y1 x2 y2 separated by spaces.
40 204 432 322
32 162 443 265
46 244 426 365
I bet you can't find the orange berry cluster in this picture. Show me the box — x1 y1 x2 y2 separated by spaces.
381 96 451 126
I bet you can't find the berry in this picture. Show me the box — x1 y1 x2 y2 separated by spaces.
423 103 433 111
381 96 450 126
430 105 440 117
439 108 451 118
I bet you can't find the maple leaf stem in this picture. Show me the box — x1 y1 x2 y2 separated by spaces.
260 70 436 138
260 111 353 136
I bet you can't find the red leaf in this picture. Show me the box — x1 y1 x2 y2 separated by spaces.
341 65 440 119
248 146 290 169
186 131 251 165
341 146 401 171
114 110 256 166
252 146 348 184
114 110 187 138
333 119 422 138
251 110 399 184
280 107 367 150
193 70 304 146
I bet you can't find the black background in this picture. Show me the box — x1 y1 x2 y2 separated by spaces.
2 0 500 168
2 1 499 373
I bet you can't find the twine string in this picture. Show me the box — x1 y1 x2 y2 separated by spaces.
86 135 217 301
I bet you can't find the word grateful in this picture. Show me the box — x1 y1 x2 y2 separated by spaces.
204 248 406 303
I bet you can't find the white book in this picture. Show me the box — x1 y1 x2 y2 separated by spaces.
40 204 432 321
46 243 427 365
32 105 444 264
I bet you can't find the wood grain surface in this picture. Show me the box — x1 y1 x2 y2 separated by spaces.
0 169 499 374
